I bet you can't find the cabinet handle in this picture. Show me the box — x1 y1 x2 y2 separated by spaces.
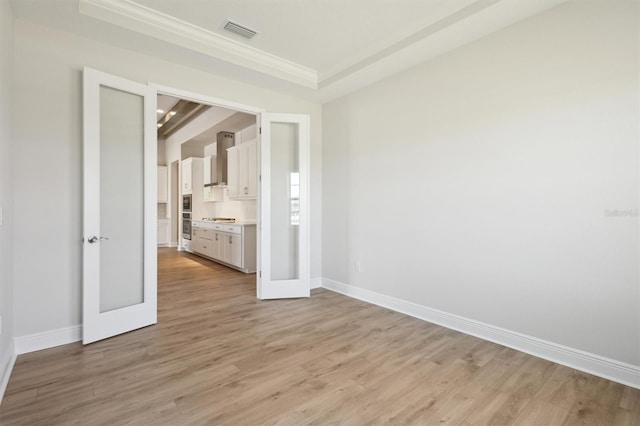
229 236 232 244
215 235 218 241
244 187 248 194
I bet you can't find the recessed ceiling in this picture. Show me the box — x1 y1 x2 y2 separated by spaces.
157 95 179 121
130 0 476 74
10 0 569 102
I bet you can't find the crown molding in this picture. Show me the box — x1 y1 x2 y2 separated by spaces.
78 0 318 89
316 0 569 102
78 0 569 102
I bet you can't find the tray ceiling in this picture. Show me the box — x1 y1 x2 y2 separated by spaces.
10 0 569 101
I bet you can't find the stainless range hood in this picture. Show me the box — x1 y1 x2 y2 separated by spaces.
205 131 235 187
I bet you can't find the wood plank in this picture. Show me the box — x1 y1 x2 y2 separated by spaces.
0 248 636 425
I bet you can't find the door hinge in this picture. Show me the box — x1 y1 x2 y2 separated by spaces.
259 127 262 134
259 271 261 277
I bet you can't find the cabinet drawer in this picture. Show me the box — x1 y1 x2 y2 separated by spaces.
200 227 214 240
212 224 241 234
222 225 241 235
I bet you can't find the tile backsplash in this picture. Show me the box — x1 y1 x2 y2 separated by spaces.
201 188 256 222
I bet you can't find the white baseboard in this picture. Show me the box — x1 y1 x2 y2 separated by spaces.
15 325 82 355
321 278 640 390
310 277 322 289
0 341 16 404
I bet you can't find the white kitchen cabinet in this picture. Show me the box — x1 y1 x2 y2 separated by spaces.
192 224 212 257
181 157 204 220
191 226 200 251
223 233 242 268
182 238 192 253
210 231 224 259
227 140 257 199
235 124 257 145
157 220 170 246
189 221 256 273
227 145 239 198
181 157 199 195
157 166 168 203
202 155 214 185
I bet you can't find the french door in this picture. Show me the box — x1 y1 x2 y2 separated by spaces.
83 71 311 344
82 68 157 344
257 114 311 299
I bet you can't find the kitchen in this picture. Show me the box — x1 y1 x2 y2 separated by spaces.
156 95 258 276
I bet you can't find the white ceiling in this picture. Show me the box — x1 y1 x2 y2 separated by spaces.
131 0 475 74
9 0 569 102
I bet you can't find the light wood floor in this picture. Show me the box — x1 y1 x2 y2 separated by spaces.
1 249 638 425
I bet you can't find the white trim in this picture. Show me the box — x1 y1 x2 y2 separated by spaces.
321 278 640 390
14 326 82 355
0 341 16 404
310 277 322 289
79 0 318 89
77 0 568 103
150 84 264 115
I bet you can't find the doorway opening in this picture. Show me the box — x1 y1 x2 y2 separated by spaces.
155 93 259 286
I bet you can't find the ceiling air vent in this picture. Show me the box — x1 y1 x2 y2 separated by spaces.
223 20 257 40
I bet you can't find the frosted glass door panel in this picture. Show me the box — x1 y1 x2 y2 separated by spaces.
83 67 156 345
270 122 299 281
258 113 309 300
99 86 144 312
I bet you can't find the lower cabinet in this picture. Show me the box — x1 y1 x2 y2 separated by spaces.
157 220 170 246
223 233 242 268
191 222 256 273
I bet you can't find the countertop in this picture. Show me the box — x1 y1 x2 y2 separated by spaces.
192 220 256 226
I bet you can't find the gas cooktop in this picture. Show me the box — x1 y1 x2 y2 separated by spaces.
201 217 236 223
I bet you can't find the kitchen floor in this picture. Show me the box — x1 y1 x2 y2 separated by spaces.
0 248 638 424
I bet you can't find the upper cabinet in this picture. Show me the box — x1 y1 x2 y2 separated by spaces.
202 155 215 186
227 140 257 199
235 124 257 146
157 165 168 203
181 157 202 196
181 158 193 194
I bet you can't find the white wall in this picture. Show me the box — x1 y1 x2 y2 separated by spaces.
12 19 322 337
0 0 15 381
322 0 639 366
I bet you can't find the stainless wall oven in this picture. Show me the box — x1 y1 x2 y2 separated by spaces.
182 212 192 240
182 194 192 212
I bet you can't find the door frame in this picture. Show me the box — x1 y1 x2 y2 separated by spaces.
150 83 265 288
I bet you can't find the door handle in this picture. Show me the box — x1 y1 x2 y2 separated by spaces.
88 236 109 244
